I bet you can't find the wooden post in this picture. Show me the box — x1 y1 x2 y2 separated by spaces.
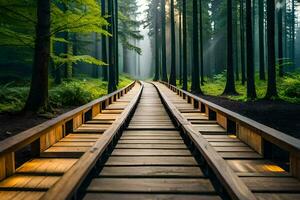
217 113 227 130
291 154 300 179
0 152 15 181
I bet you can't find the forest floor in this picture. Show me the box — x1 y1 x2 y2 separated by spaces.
200 95 300 139
0 75 133 141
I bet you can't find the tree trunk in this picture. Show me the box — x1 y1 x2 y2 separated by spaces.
179 9 182 85
24 0 50 112
199 0 204 86
223 0 237 95
108 0 117 93
115 0 119 85
154 2 160 81
182 0 188 90
160 0 168 82
258 0 266 80
191 0 202 94
291 0 295 71
278 0 283 77
240 0 246 85
169 0 176 85
265 0 278 98
93 33 99 78
246 0 257 99
101 0 108 81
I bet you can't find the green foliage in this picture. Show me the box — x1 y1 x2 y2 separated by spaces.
0 83 29 112
177 72 300 104
0 75 133 113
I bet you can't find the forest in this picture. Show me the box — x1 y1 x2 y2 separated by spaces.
0 0 300 137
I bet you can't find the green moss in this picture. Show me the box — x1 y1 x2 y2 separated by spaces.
0 75 134 113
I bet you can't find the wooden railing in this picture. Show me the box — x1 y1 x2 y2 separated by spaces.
158 81 300 180
154 82 256 200
41 81 144 200
0 81 137 181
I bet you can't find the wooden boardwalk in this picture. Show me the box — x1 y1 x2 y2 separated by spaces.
0 81 299 200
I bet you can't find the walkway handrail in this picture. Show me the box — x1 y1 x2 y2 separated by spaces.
153 82 257 200
41 81 144 200
0 81 136 155
0 81 136 181
159 81 300 179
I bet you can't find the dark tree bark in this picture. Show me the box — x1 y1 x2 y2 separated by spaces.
246 0 257 99
265 0 278 98
169 0 176 85
153 1 160 81
93 33 99 78
115 0 119 85
191 0 202 94
240 0 246 85
179 9 182 85
101 0 108 81
258 0 266 80
199 0 204 85
160 0 168 82
182 0 188 90
291 0 295 70
223 0 237 95
108 0 117 93
278 0 283 77
24 0 51 112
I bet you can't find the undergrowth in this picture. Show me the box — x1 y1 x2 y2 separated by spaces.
177 72 300 104
0 75 133 113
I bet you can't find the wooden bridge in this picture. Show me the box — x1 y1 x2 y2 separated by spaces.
0 81 299 200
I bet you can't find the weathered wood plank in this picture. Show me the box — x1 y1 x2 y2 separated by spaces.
87 178 216 193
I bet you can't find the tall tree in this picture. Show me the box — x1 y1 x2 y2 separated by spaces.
240 0 246 85
265 0 278 98
153 0 160 81
223 0 237 95
115 0 119 85
191 0 202 94
108 0 117 93
199 0 204 85
169 0 176 85
160 0 168 82
278 0 284 77
24 0 51 111
258 0 266 80
182 0 188 90
101 0 108 81
246 0 257 99
179 9 182 85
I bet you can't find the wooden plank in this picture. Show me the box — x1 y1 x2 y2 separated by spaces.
254 193 300 200
16 159 77 174
0 175 59 190
115 144 187 149
111 149 192 156
120 136 181 140
209 142 247 147
100 166 204 177
83 193 222 200
220 152 262 159
105 156 198 166
227 160 286 174
214 146 254 152
242 177 300 192
0 191 44 200
193 125 227 133
118 139 184 144
86 178 215 193
52 141 95 147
